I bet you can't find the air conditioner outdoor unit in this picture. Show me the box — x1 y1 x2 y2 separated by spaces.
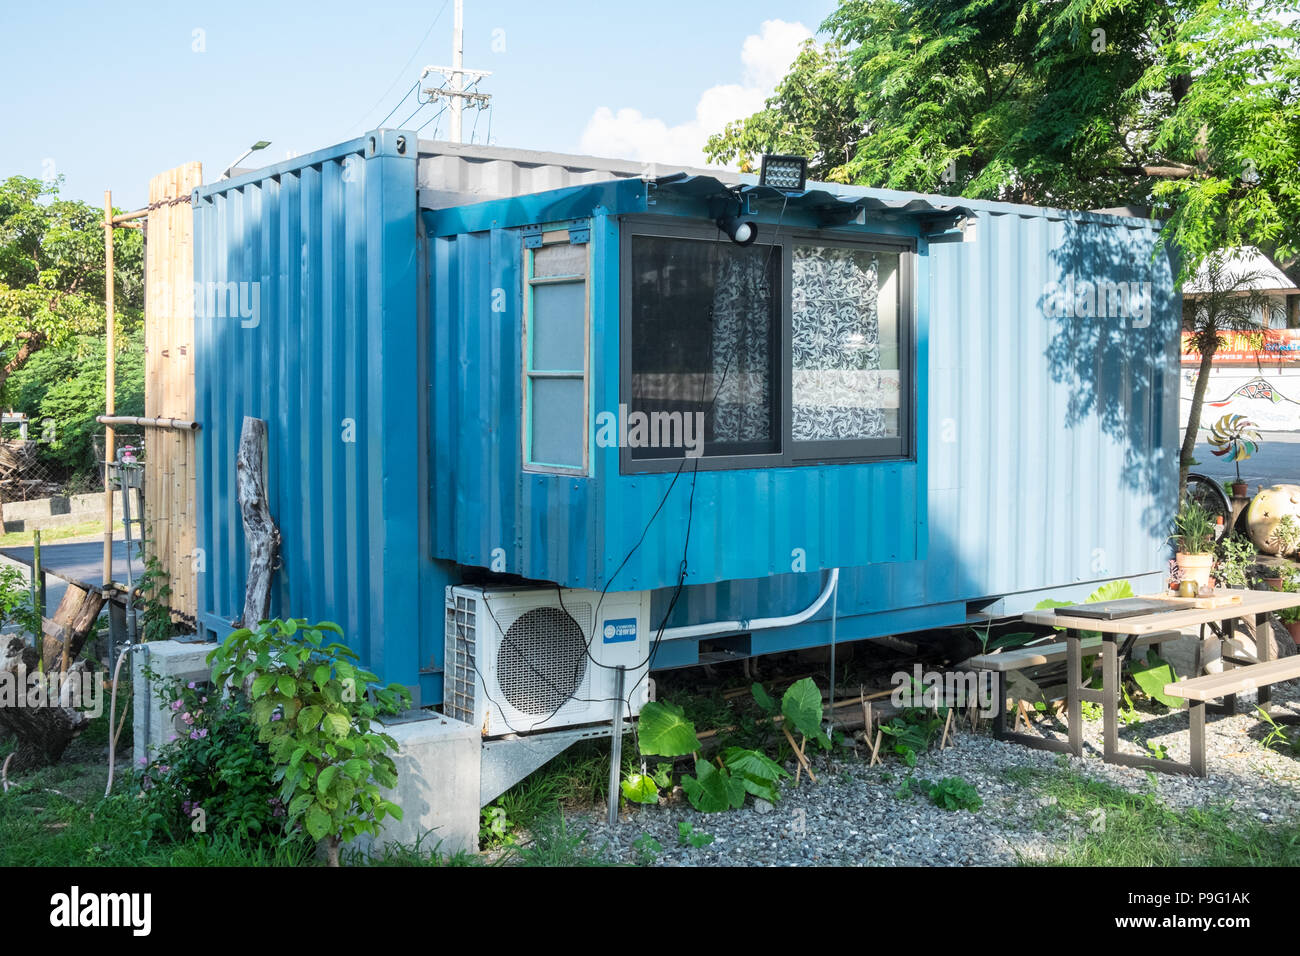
443 585 652 736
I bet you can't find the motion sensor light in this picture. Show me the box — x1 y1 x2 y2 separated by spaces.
716 215 758 246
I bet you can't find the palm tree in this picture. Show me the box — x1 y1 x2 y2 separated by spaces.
1179 249 1272 496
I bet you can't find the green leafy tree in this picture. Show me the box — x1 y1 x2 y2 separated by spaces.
4 331 145 475
706 0 1300 277
0 175 142 395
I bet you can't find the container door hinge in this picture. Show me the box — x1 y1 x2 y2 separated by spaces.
567 220 590 245
522 224 544 249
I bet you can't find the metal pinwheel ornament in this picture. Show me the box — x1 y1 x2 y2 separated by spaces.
1208 414 1261 483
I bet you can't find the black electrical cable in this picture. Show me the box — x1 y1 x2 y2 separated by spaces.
415 105 448 134
375 81 420 130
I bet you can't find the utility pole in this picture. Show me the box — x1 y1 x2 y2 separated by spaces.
420 0 492 143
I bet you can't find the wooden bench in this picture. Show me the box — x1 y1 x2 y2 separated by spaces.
965 630 1181 672
1164 656 1300 776
965 630 1182 740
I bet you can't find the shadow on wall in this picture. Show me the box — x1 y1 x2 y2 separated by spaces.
1042 219 1181 537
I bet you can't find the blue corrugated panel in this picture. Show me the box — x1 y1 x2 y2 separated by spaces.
194 130 442 693
426 177 1180 670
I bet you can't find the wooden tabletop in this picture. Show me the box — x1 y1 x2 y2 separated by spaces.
1021 589 1300 635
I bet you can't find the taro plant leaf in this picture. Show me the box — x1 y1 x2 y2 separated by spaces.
1088 580 1135 603
680 758 746 813
620 772 660 805
751 682 778 716
651 762 673 789
1129 651 1181 708
637 701 701 757
722 746 788 783
781 677 831 748
985 631 1039 653
723 746 788 803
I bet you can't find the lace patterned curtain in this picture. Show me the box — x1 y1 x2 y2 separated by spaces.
709 252 776 444
791 245 900 441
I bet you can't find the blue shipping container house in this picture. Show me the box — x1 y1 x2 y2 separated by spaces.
192 129 1181 717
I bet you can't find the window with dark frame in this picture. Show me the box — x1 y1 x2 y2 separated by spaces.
627 234 782 461
622 221 913 471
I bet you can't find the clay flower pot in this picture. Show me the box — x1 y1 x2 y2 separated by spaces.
1175 552 1214 591
1231 481 1249 499
1285 621 1300 648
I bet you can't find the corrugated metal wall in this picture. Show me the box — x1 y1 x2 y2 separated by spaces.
652 206 1179 659
425 182 930 593
193 130 430 691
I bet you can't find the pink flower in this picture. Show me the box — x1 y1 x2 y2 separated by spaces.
180 712 194 726
271 712 282 722
187 682 197 689
189 728 208 740
170 700 183 712
168 734 178 742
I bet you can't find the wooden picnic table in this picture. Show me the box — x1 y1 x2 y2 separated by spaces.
1015 590 1300 775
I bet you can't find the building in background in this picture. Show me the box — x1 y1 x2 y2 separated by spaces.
1181 246 1300 433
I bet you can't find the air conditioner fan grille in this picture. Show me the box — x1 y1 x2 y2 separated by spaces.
498 604 590 716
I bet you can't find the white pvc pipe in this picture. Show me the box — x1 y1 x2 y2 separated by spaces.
105 643 150 797
659 568 840 641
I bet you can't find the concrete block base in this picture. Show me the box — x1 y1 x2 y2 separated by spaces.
132 639 219 768
357 714 482 859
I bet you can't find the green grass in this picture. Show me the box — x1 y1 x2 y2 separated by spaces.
479 736 634 851
0 519 124 548
1005 765 1300 866
510 813 615 866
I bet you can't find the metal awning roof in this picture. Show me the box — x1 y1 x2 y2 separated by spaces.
652 174 972 228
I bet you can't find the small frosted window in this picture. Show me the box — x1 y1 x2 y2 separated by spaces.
524 232 589 472
530 378 585 467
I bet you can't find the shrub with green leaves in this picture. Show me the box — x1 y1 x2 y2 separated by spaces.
1215 533 1256 588
207 619 411 866
878 708 947 767
137 673 304 849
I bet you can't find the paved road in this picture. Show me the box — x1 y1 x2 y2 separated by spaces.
1189 430 1300 490
0 534 141 623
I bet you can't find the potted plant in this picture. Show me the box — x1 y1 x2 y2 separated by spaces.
1208 414 1260 499
1277 572 1300 646
1171 499 1217 591
1274 514 1300 558
1214 533 1256 589
1255 563 1286 590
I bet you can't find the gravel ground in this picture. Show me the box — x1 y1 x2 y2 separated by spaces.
555 640 1300 867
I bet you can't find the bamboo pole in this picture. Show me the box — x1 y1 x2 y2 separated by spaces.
103 191 115 589
96 415 199 431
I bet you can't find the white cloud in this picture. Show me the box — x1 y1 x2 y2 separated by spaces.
578 19 812 168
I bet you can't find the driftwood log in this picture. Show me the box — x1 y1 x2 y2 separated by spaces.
0 636 93 772
40 583 106 673
235 416 280 628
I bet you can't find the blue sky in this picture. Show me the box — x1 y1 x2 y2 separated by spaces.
0 0 838 210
